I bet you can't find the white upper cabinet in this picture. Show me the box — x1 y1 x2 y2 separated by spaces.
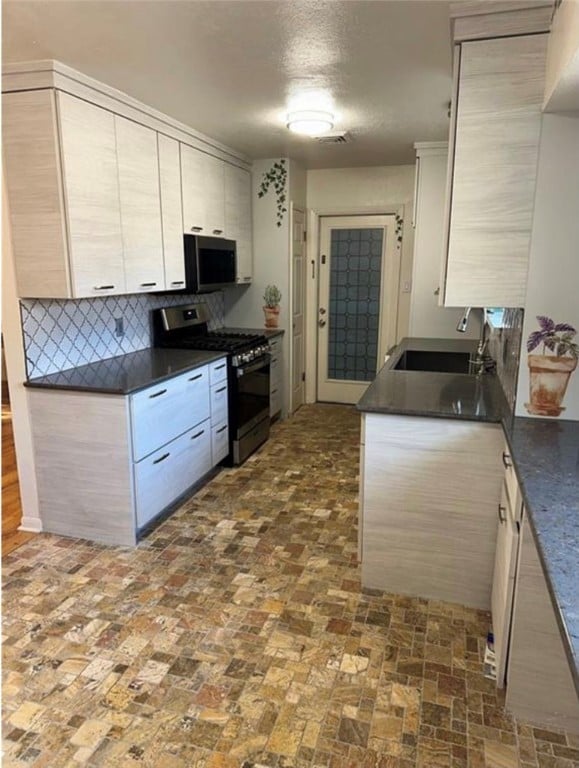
58 92 126 297
158 134 186 290
180 144 226 237
115 116 165 293
204 154 226 236
180 143 207 234
442 34 547 308
225 164 253 283
2 62 253 298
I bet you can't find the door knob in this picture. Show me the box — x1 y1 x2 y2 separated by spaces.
318 319 327 328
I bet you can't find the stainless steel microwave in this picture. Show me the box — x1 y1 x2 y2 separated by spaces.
183 235 237 292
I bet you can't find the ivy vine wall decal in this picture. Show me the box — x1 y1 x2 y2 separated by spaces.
257 159 287 227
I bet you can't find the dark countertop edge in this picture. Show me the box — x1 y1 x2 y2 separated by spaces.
24 350 227 396
221 326 285 339
502 422 579 697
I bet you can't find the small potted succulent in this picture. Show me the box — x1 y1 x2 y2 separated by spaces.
525 316 578 417
263 285 282 329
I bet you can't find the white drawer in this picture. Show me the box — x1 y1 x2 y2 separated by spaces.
270 356 281 388
270 386 281 417
209 357 228 386
130 365 210 461
210 380 228 425
269 337 281 354
212 420 229 464
134 421 211 529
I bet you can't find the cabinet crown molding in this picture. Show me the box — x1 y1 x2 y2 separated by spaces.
414 141 449 157
2 59 251 171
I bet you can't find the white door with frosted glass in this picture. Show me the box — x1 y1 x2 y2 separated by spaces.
317 215 399 404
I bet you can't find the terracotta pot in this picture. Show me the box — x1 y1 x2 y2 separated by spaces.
263 305 280 329
525 354 578 417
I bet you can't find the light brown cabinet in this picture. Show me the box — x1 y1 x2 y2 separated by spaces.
442 34 547 308
115 115 164 293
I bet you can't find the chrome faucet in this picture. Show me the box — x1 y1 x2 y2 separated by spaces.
456 307 496 375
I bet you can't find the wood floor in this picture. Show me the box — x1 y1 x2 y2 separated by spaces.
2 405 36 556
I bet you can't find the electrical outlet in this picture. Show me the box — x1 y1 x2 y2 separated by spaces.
114 317 124 337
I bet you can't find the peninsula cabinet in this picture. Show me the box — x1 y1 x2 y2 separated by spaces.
442 33 548 308
28 357 227 547
359 413 504 610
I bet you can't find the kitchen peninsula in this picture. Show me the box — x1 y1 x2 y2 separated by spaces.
357 337 579 732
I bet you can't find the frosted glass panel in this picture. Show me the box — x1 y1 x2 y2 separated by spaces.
328 228 383 382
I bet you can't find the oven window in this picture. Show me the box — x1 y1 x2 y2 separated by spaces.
198 247 236 286
235 363 270 434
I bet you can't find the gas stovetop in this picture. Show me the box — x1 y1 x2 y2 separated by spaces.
192 331 266 352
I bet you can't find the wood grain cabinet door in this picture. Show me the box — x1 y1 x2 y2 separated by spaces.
204 154 226 236
225 164 252 282
444 34 547 308
180 143 207 234
57 92 126 297
158 134 186 290
115 115 165 293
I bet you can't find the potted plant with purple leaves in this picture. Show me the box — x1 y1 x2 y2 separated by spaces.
263 284 282 329
525 316 578 417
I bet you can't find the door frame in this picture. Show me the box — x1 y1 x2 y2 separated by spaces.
304 205 407 404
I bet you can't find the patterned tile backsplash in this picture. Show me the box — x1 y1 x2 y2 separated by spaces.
20 291 225 378
487 307 524 410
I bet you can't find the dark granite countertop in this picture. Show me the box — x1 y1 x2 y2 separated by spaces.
222 326 285 339
505 418 579 694
24 348 226 395
357 337 511 422
357 336 579 696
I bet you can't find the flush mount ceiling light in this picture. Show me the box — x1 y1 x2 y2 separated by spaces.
286 110 334 136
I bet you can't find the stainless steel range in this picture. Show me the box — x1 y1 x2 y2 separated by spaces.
153 303 270 465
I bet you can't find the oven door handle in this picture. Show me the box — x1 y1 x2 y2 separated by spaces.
236 354 270 377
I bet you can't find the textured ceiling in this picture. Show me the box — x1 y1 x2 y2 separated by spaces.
2 0 452 169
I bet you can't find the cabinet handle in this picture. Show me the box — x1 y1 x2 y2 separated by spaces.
271 357 278 363
215 363 226 371
149 388 167 399
243 276 251 281
502 451 512 469
140 282 157 288
171 281 185 286
191 226 203 232
213 229 223 235
94 285 115 290
271 388 278 394
216 425 227 434
191 429 205 440
215 386 227 393
153 452 170 465
498 504 507 524
188 373 203 382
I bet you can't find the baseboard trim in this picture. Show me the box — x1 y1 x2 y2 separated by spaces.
18 517 43 533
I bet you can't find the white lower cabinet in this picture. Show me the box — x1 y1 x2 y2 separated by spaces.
130 366 210 461
211 421 229 465
28 357 228 547
269 335 283 419
135 422 212 528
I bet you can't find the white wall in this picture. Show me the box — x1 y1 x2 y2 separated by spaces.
2 175 42 531
223 158 293 416
306 164 416 339
409 147 480 340
516 113 579 420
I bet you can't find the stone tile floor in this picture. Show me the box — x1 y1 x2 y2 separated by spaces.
2 404 578 767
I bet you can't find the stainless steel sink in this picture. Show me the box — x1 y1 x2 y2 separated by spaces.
394 349 472 374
